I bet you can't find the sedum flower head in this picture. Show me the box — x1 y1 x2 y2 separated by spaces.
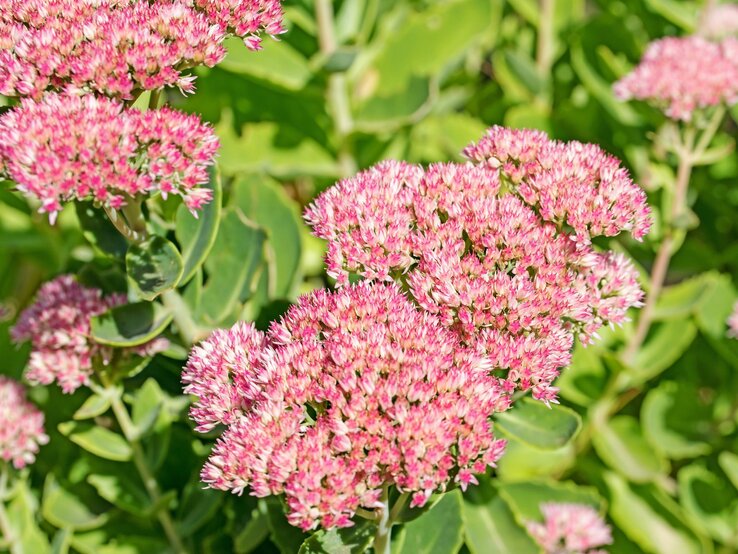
305 130 649 402
526 502 613 554
0 375 49 469
0 93 219 219
613 36 738 120
699 3 738 39
184 282 510 530
0 0 227 98
191 0 286 50
11 275 167 393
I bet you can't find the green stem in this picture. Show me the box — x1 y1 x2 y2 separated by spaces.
314 0 357 178
0 466 21 554
101 377 187 554
373 487 392 554
149 89 162 110
161 290 203 345
535 0 556 107
121 197 148 236
104 205 146 243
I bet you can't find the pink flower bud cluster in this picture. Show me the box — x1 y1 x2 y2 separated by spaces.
526 502 613 554
613 36 738 121
183 282 510 530
305 128 649 403
0 376 49 469
0 93 219 219
728 301 738 339
0 0 284 99
11 275 167 393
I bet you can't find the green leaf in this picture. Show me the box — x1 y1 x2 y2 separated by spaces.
298 520 376 553
87 474 150 515
90 301 172 347
58 421 132 462
396 490 464 554
6 477 51 554
231 175 303 298
176 165 223 286
604 472 707 554
50 528 72 554
494 397 582 450
644 0 697 30
75 202 128 258
629 319 697 385
693 274 736 338
718 451 738 491
73 394 112 421
130 378 164 440
496 437 576 481
175 482 224 538
678 464 738 544
641 381 713 460
42 477 108 531
233 502 269 553
220 37 312 90
126 236 183 301
265 497 307 554
198 208 267 325
463 483 539 554
592 415 669 483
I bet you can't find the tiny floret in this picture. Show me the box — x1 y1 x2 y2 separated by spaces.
0 375 49 469
0 93 219 219
184 282 510 530
526 502 613 554
613 36 738 120
11 275 167 393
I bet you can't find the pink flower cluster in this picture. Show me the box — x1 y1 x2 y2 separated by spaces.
0 93 219 219
0 0 284 99
0 376 49 469
613 36 738 120
183 282 510 530
526 502 613 554
11 275 167 393
728 301 738 339
699 4 738 39
305 127 650 403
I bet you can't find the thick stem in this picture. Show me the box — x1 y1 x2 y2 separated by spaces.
102 378 187 554
314 0 357 177
161 290 203 345
535 0 555 108
104 205 146 243
121 197 148 236
0 467 21 554
373 487 392 554
149 89 162 110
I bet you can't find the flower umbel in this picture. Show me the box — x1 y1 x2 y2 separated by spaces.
11 275 167 393
0 93 219 220
613 36 738 121
305 128 650 402
184 282 509 530
0 375 49 469
526 502 613 554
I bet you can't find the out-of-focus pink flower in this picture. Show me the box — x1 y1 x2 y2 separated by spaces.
191 0 286 50
699 3 738 39
0 93 219 219
184 282 510 531
728 301 738 338
0 375 49 469
526 502 613 554
305 132 649 402
613 36 738 121
11 275 167 393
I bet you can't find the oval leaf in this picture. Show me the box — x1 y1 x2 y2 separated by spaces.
90 301 172 347
58 422 132 462
396 490 464 554
494 397 582 450
298 520 376 554
126 236 183 301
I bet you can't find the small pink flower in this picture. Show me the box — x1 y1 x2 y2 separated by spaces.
526 502 613 554
613 36 738 120
184 282 510 531
0 375 49 469
11 275 167 393
728 301 738 339
0 93 219 220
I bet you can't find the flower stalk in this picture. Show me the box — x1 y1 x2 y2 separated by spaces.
0 466 21 554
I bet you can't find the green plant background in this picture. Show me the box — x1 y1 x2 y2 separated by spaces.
1 0 737 552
